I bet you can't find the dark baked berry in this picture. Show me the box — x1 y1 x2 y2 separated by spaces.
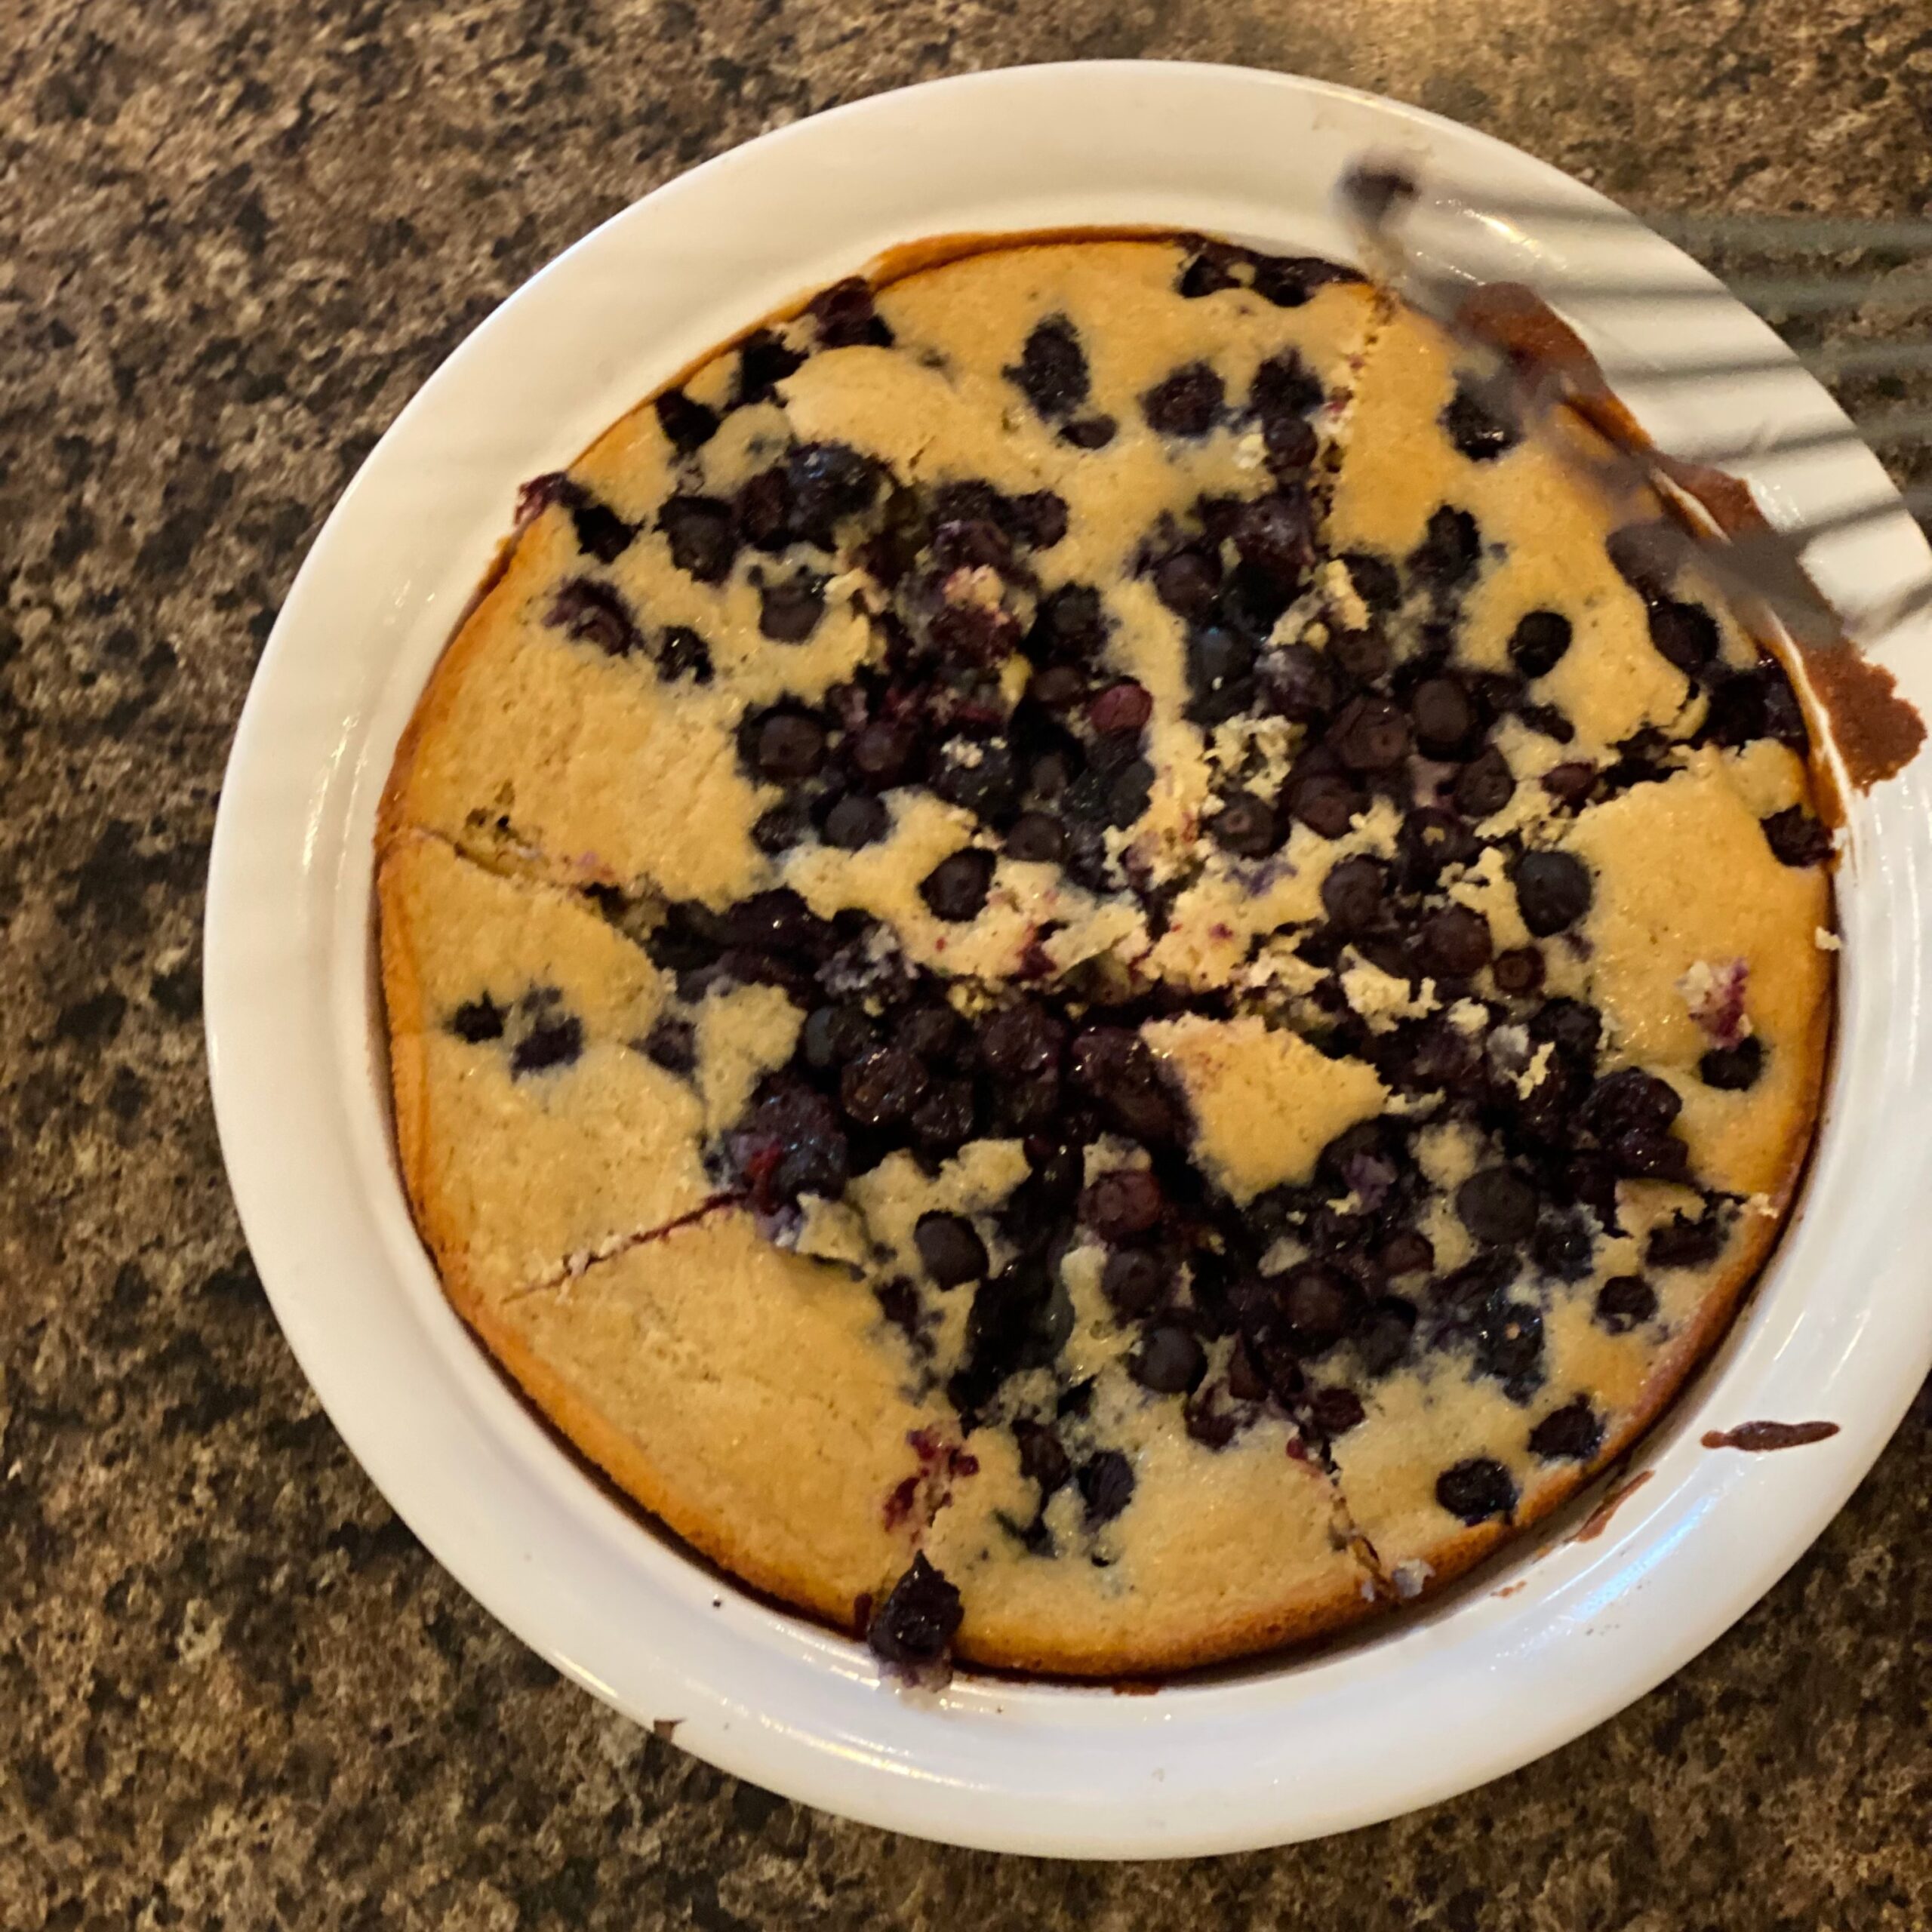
933 740 1020 820
1435 1456 1516 1524
1580 1066 1681 1141
931 600 1021 667
1646 1208 1726 1269
866 1553 962 1669
1178 239 1243 297
450 995 506 1043
1409 675 1477 758
1014 1418 1072 1496
1212 790 1278 857
1006 315 1090 420
657 626 713 683
1060 414 1118 449
1595 1274 1657 1332
752 801 811 854
759 573 826 643
1703 660 1809 752
918 850 995 922
1329 695 1412 772
1251 251 1356 308
1008 490 1069 550
1276 1261 1361 1356
654 386 720 454
1605 521 1681 603
1101 1247 1164 1317
1078 1449 1136 1524
1417 904 1493 979
659 494 737 583
1528 1397 1604 1462
753 711 826 780
1081 1168 1164 1242
1340 552 1401 614
1232 488 1315 585
1531 995 1603 1062
1442 379 1521 462
1069 1027 1180 1142
511 1014 583 1076
1377 1229 1434 1278
1290 773 1362 839
1089 680 1154 735
1532 1212 1593 1281
807 276 894 349
546 578 641 657
1005 811 1069 864
1453 746 1515 818
786 442 881 546
641 1014 696 1075
1457 1167 1539 1246
735 468 795 551
1699 1035 1765 1090
1762 806 1832 868
1141 362 1224 437
1355 1296 1418 1375
978 999 1066 1078
1132 1324 1207 1395
841 1046 929 1127
1408 506 1481 591
823 792 889 849
1647 599 1720 674
1308 1386 1366 1436
1509 609 1574 678
897 1003 961 1063
1028 665 1087 712
1491 946 1545 995
1151 545 1221 620
915 1212 989 1288
1540 761 1597 808
1106 758 1155 826
848 718 918 786
801 1003 876 1071
909 1078 977 1152
1260 642 1341 721
734 327 806 405
1513 849 1592 935
1321 855 1388 934
1186 626 1259 723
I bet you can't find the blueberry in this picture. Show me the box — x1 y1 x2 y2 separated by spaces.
1309 1386 1366 1435
1513 850 1592 935
1059 415 1118 449
1032 583 1109 663
977 999 1066 1078
1540 761 1598 808
1528 1397 1604 1462
1290 772 1363 839
1106 758 1155 827
1416 905 1493 979
1006 315 1090 420
1699 1035 1765 1090
1646 1209 1727 1269
1648 598 1720 674
1014 1418 1072 1495
801 1003 876 1070
1152 546 1222 620
807 276 894 349
1408 506 1481 591
654 386 720 454
1275 1261 1361 1356
659 494 737 583
1260 642 1340 721
1453 746 1515 819
1321 855 1387 934
841 1046 929 1126
657 626 712 683
733 327 806 405
1212 790 1278 857
1442 380 1521 462
1132 1324 1207 1395
1531 1212 1593 1281
1457 1168 1539 1246
1081 1169 1164 1242
1408 675 1476 758
866 1553 962 1668
917 850 993 924
1328 695 1413 772
450 996 505 1043
1491 946 1545 995
753 712 826 781
823 792 889 849
1141 362 1225 437
1509 609 1573 679
1077 1449 1135 1524
511 1014 583 1076
1377 1229 1433 1278
1177 238 1243 297
1102 1247 1164 1316
1595 1275 1657 1331
641 1014 696 1074
786 442 881 546
1250 251 1355 307
909 1078 977 1152
899 1003 962 1063
848 718 918 786
1007 490 1069 550
752 801 811 854
1006 811 1069 864
1762 806 1832 868
915 1212 989 1287
1435 1456 1516 1524
546 578 641 657
1232 488 1315 585
759 573 826 643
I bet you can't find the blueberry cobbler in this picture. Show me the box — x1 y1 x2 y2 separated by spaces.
377 236 1834 1675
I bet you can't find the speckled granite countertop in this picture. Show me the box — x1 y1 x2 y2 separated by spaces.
5 1 1928 1922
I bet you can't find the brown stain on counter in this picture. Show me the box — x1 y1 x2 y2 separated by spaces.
1702 1420 1841 1452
